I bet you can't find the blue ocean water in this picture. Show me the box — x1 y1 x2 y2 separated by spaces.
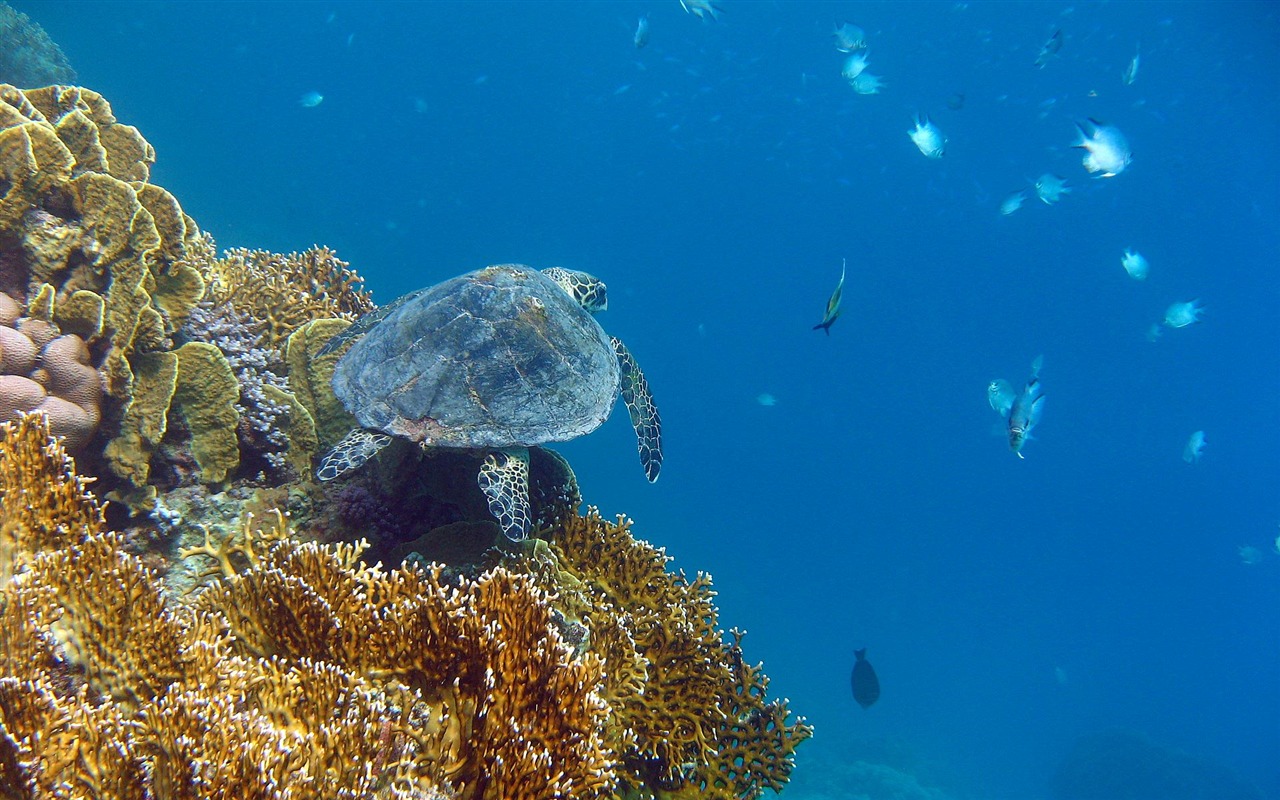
20 1 1278 797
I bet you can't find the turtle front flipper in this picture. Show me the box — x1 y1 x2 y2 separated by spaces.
316 429 393 481
611 337 663 482
477 447 532 540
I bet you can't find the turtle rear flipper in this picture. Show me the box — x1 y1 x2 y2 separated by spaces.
612 337 663 482
478 447 532 541
316 429 393 481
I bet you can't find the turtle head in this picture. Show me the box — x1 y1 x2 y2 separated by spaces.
541 267 608 313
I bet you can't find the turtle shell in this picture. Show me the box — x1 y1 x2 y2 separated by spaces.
330 264 620 449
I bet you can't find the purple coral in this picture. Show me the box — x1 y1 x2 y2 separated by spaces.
333 484 400 542
182 301 291 473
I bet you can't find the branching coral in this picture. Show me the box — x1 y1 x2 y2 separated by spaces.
0 416 620 799
511 508 813 799
189 520 617 799
206 246 375 349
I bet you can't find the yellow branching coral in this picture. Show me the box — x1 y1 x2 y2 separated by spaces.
518 508 813 799
206 245 375 348
0 412 102 584
0 423 453 798
192 525 616 800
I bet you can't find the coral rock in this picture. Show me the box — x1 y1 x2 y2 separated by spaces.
0 373 44 418
0 291 17 325
33 394 95 449
0 323 34 372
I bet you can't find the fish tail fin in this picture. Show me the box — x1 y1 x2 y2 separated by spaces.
855 647 867 659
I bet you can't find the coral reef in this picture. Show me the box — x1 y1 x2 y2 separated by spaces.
0 3 75 87
0 413 598 797
503 509 814 799
0 84 375 506
205 246 374 349
0 85 811 799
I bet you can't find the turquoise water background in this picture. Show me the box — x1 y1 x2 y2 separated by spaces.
18 1 1278 797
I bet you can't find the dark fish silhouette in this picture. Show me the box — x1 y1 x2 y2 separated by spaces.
1035 29 1063 68
851 647 880 709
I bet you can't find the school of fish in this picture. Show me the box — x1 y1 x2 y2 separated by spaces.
640 1 1219 702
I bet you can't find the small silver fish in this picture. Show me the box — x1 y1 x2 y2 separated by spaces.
1007 356 1045 458
1035 29 1062 68
1073 118 1132 177
1121 248 1149 280
299 91 324 108
987 379 1017 418
1034 173 1070 204
848 72 885 95
1123 48 1140 85
634 14 650 49
908 114 946 159
834 22 868 53
1183 430 1206 463
1163 299 1204 328
680 0 723 21
813 259 846 335
1000 189 1027 215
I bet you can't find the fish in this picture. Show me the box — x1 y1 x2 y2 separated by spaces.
841 50 871 81
1183 430 1206 463
1000 189 1028 216
908 114 946 159
851 648 880 709
1035 29 1063 68
834 22 868 53
680 0 722 21
1007 355 1045 458
813 259 846 335
848 73 885 95
1238 545 1263 565
634 14 650 48
1121 248 1149 280
1163 299 1204 328
987 379 1017 418
946 92 965 110
299 91 324 108
1073 119 1132 178
1123 47 1140 85
755 393 778 407
1034 173 1070 204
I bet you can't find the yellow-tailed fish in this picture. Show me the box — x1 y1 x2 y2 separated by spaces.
813 259 846 335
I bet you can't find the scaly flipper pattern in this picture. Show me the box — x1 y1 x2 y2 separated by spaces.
316 429 393 482
478 446 532 540
612 337 663 482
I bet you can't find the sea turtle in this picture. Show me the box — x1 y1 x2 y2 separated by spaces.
315 263 662 540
